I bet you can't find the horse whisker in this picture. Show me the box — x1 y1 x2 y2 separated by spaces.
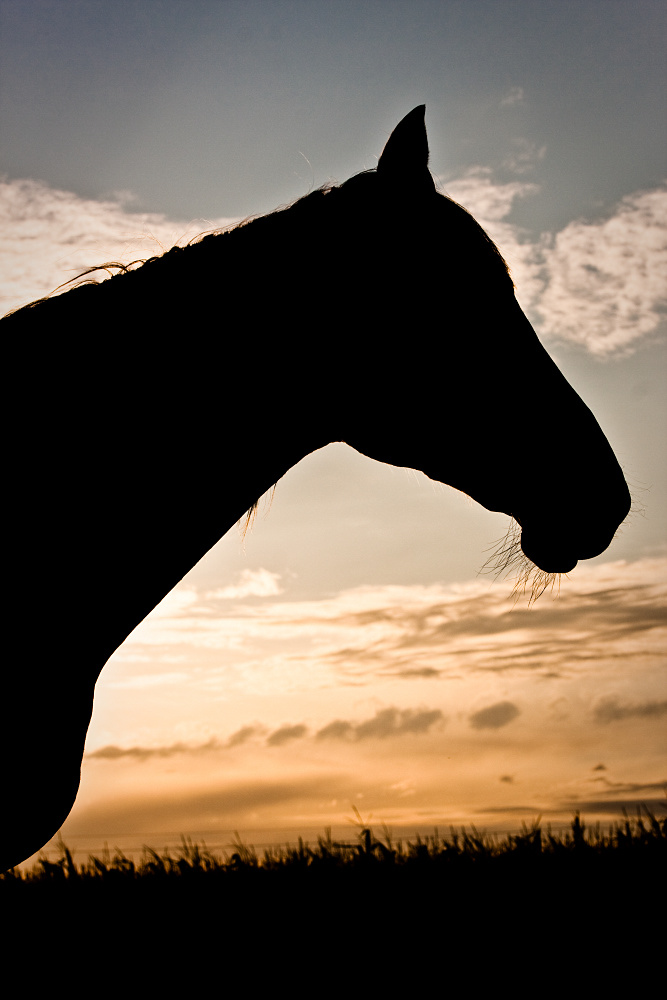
480 519 560 605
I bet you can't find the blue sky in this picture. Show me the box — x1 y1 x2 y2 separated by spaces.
2 0 664 224
1 0 665 864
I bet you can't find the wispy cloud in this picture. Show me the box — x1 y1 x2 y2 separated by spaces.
439 172 667 356
557 785 667 816
71 774 352 837
0 176 238 314
211 568 283 600
500 86 525 107
107 559 667 703
592 696 667 724
502 138 546 175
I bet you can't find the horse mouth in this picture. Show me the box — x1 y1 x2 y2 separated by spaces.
519 533 579 575
512 515 579 574
517 520 621 575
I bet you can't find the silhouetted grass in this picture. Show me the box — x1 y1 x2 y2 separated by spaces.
3 808 664 888
2 809 663 978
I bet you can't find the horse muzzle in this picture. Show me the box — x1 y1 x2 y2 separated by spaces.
518 526 579 574
517 503 629 575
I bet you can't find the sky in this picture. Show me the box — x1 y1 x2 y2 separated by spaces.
1 0 665 867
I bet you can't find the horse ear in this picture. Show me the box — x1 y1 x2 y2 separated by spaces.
377 105 436 194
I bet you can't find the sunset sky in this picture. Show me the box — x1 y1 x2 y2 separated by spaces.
1 0 665 867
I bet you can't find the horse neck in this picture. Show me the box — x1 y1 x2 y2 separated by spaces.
6 228 336 664
89 342 329 656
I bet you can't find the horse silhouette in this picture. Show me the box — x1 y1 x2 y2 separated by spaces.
0 107 630 871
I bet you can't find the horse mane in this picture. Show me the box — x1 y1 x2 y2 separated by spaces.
3 182 343 313
4 168 511 319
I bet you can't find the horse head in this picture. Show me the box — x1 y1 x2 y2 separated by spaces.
338 106 631 576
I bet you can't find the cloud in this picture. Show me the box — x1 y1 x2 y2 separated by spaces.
316 719 354 741
502 138 546 175
211 569 283 600
87 724 270 759
500 86 525 107
534 186 667 355
72 775 351 836
593 696 667 724
558 793 667 817
227 724 262 748
266 723 308 747
441 167 538 223
438 171 667 356
0 176 238 315
482 792 666 819
394 667 442 679
469 701 520 730
88 737 222 761
316 706 444 741
108 671 191 690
